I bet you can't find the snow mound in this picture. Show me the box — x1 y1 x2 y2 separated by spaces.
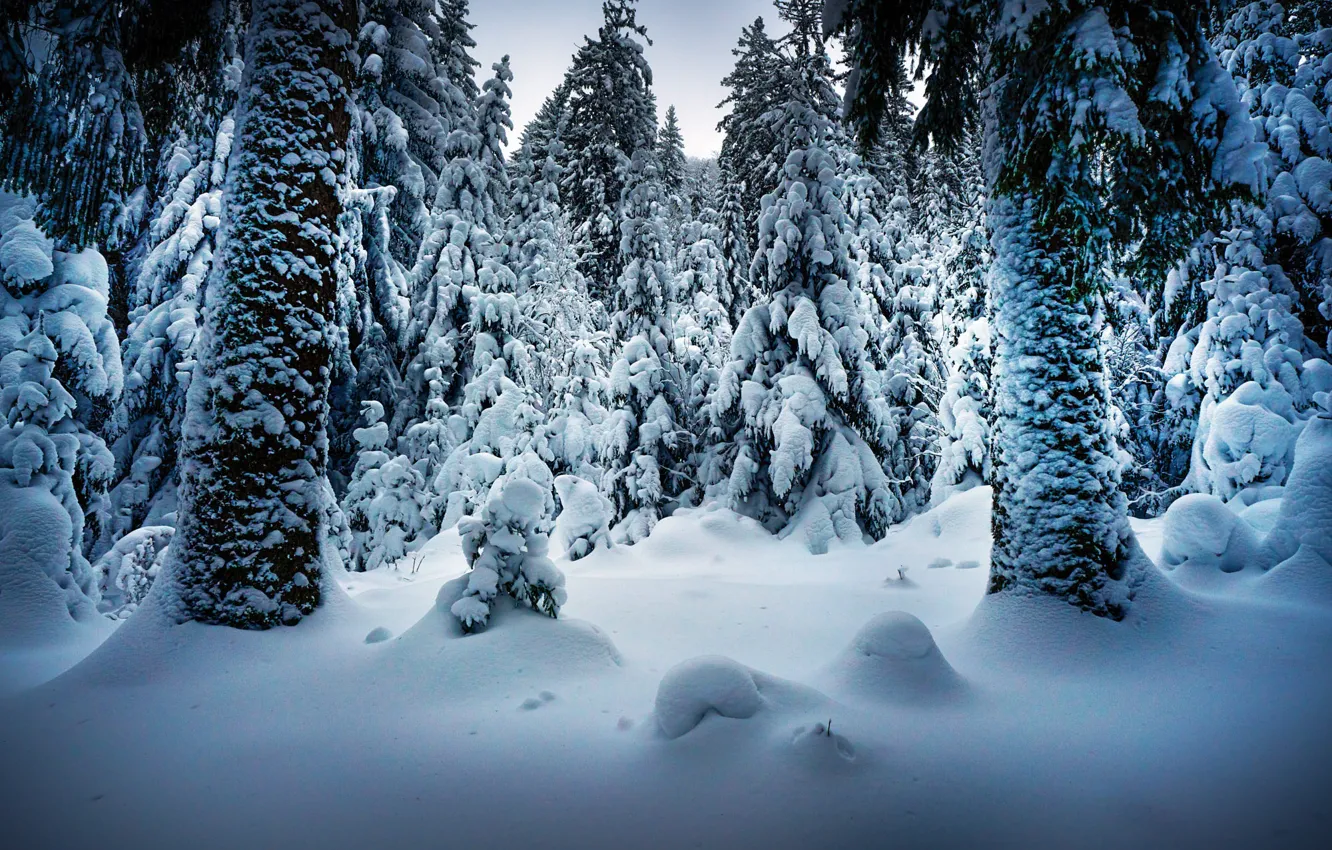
384 576 622 700
823 612 966 704
1160 494 1261 574
787 721 859 771
364 626 393 644
1255 545 1332 607
654 655 763 739
1263 413 1332 567
0 482 93 645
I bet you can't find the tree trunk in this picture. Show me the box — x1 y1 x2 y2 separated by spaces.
166 0 356 628
985 194 1135 619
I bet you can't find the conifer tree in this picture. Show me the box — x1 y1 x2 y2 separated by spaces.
717 17 786 244
711 24 899 553
656 106 687 198
831 0 1263 617
110 14 244 546
163 0 357 628
561 0 658 301
601 150 684 542
0 318 101 625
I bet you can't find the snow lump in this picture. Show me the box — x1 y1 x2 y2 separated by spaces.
654 655 764 739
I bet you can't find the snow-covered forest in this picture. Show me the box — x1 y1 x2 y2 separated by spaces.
1 1 1330 847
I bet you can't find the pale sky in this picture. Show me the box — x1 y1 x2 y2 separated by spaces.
470 0 796 159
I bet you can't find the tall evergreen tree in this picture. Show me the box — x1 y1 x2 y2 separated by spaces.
110 6 245 548
831 0 1262 618
656 105 687 196
560 0 658 302
601 150 684 542
710 25 899 554
717 16 786 244
163 0 357 628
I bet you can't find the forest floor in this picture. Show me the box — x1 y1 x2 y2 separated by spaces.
2 486 1330 849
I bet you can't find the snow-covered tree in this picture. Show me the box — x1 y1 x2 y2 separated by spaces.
416 57 526 529
560 0 658 301
715 176 754 328
1215 0 1331 351
509 138 611 483
163 0 357 628
399 55 505 481
601 150 685 542
1151 1 1332 505
928 131 992 504
656 105 687 198
711 35 899 553
717 16 786 248
0 193 122 562
0 319 101 625
344 401 426 571
831 0 1264 617
110 29 244 547
452 467 566 633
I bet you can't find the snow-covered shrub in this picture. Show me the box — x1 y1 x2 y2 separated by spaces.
1194 380 1299 504
94 525 173 616
1263 397 1332 569
553 474 613 561
0 322 100 626
1160 494 1262 574
452 463 567 633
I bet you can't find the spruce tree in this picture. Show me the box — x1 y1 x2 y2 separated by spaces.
561 0 658 302
717 17 786 245
163 0 357 628
711 26 899 553
0 319 101 625
831 0 1263 617
111 13 245 547
656 106 687 198
601 150 684 543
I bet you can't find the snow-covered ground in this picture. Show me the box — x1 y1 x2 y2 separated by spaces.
2 487 1330 849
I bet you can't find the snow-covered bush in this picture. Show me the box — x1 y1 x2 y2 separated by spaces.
345 401 427 571
553 474 613 561
1263 396 1332 569
1193 380 1299 504
452 464 567 633
1160 494 1262 574
94 525 173 616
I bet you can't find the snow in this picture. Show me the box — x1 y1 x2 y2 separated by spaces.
1160 494 1260 574
654 655 764 739
2 486 1330 847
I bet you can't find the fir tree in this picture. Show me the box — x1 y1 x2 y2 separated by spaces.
110 17 244 547
717 17 786 243
561 0 658 302
601 150 685 543
0 318 101 624
710 34 899 553
831 0 1263 617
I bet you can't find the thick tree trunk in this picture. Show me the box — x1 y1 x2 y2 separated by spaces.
166 0 356 628
985 194 1135 619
